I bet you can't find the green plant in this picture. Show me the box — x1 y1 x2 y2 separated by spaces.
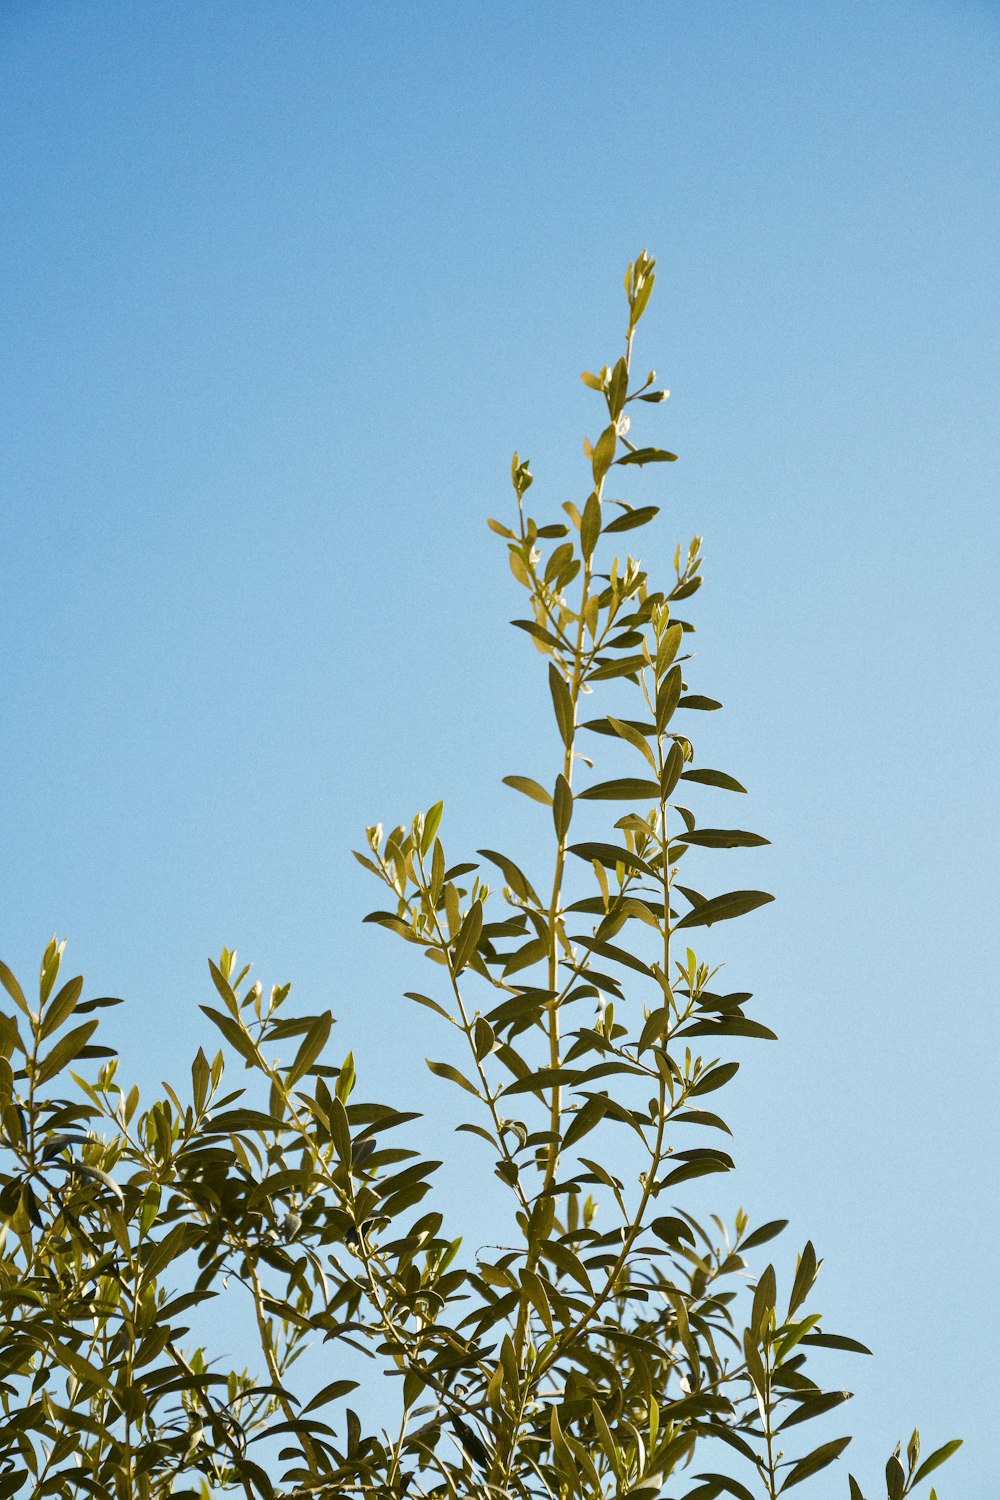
0 254 959 1499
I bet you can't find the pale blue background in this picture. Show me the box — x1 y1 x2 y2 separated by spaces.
2 2 997 1495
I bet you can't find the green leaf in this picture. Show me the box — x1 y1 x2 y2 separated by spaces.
886 1455 906 1500
553 774 573 839
330 1095 352 1163
568 841 654 876
650 1215 696 1247
421 799 443 854
46 1337 110 1391
502 1066 582 1097
608 356 628 419
426 1059 482 1097
404 992 450 1023
590 428 617 486
675 828 769 848
674 1106 731 1133
751 1264 776 1337
35 1020 99 1084
502 774 552 806
453 901 484 972
675 890 775 928
689 1061 739 1096
577 777 662 802
777 1390 852 1431
661 740 685 798
788 1239 819 1315
191 1047 210 1112
478 848 539 903
581 490 603 554
615 446 677 466
302 1378 359 1414
549 663 575 747
912 1439 963 1485
656 665 683 733
590 654 647 685
604 504 660 533
0 960 29 1016
541 1237 593 1291
679 694 722 711
780 1436 851 1490
205 1108 282 1133
200 1006 260 1067
606 714 657 770
39 975 83 1040
562 1094 610 1149
656 621 684 674
583 715 655 738
473 1017 495 1061
512 619 564 650
678 1015 778 1041
502 936 548 976
574 935 653 978
741 1218 788 1250
661 1148 733 1186
800 1331 872 1355
287 1011 333 1087
681 768 748 793
691 1477 756 1500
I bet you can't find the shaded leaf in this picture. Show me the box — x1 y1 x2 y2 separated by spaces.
426 1059 482 1098
741 1218 788 1251
780 1436 852 1490
675 829 769 849
681 768 748 793
604 504 660 533
615 446 678 466
35 1020 99 1084
578 777 662 802
287 1011 333 1087
568 842 655 876
675 890 775 928
679 695 722 711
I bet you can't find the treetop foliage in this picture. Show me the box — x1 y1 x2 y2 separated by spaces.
0 253 959 1499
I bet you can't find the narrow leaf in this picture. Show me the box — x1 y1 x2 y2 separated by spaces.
912 1440 963 1485
675 829 769 849
287 1011 333 1087
780 1436 851 1491
578 777 662 802
681 768 748 793
426 1059 482 1097
604 504 660 533
35 1021 100 1084
453 902 484 973
675 890 774 929
502 774 552 806
615 446 678 466
549 663 575 747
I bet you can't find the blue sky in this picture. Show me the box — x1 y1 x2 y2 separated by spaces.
2 2 997 1494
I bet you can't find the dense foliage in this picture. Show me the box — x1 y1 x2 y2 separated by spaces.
0 255 959 1499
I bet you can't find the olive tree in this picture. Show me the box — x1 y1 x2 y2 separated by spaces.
0 254 959 1500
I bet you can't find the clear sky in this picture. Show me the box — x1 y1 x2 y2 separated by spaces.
2 2 997 1494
